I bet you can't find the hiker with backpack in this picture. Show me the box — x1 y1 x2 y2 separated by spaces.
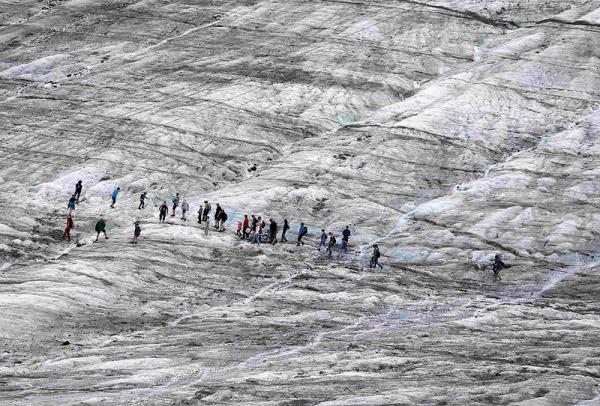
492 254 509 281
342 226 351 243
110 187 120 208
138 192 147 209
214 203 223 229
63 214 74 241
202 201 211 222
326 232 336 257
253 216 263 245
269 219 278 244
94 216 109 242
242 215 250 239
318 229 327 251
219 211 228 232
67 194 77 214
369 244 383 270
159 201 168 223
131 221 141 244
297 222 308 246
281 219 289 243
74 180 83 203
171 193 180 217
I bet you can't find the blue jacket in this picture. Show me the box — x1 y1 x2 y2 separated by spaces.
111 189 120 199
299 226 308 235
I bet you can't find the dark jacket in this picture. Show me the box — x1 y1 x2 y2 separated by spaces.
159 204 168 215
493 259 507 273
95 219 106 232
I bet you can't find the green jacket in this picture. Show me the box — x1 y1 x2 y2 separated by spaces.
95 219 106 232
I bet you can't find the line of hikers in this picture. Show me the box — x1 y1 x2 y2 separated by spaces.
64 182 386 268
61 181 514 277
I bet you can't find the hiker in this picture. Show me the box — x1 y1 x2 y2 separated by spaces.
203 216 210 236
171 193 180 217
110 187 120 208
219 211 228 232
214 203 223 229
202 200 211 222
318 229 327 251
326 233 336 257
342 226 351 243
236 219 243 237
63 214 74 241
326 233 337 257
251 215 257 234
341 226 351 253
257 217 264 240
269 219 278 244
159 201 168 223
338 238 347 258
369 244 383 270
67 194 77 214
138 192 147 209
74 180 83 203
297 222 308 246
253 217 262 245
215 209 223 230
94 216 108 241
197 206 203 224
242 215 249 239
181 199 189 221
260 217 266 231
131 221 141 244
281 219 289 243
492 254 509 281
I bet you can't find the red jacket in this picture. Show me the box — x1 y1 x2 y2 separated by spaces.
66 217 74 229
243 217 249 229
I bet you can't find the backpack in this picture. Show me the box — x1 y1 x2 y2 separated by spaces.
222 212 228 222
300 226 307 236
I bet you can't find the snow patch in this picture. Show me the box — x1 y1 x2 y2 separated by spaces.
407 196 461 218
34 166 111 198
0 54 75 82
